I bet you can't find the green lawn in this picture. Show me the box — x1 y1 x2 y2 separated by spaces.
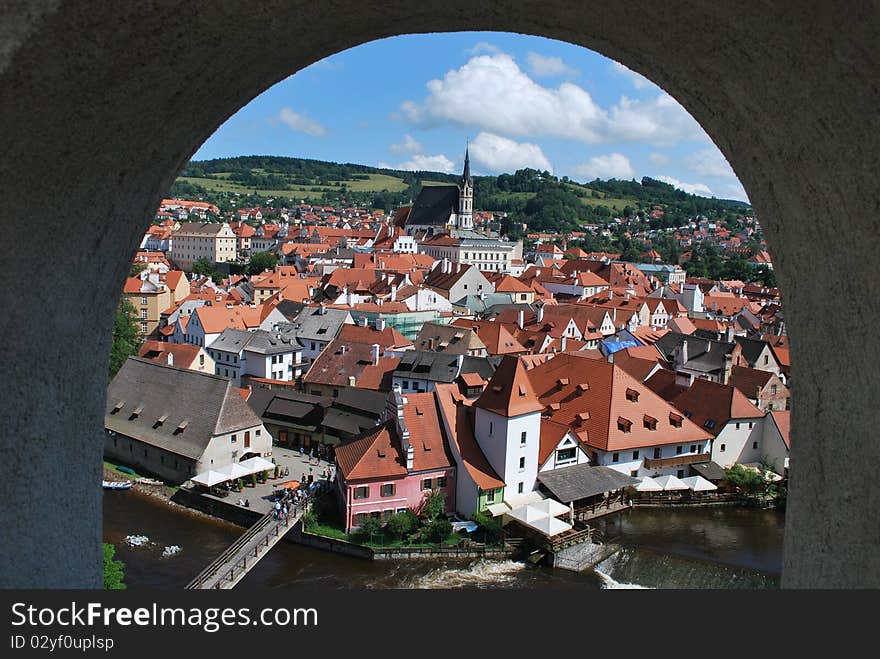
177 171 410 198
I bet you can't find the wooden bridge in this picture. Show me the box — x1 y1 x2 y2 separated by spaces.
185 509 301 589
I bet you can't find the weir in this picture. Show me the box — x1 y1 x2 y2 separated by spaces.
185 509 301 589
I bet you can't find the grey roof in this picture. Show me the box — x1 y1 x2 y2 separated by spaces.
414 321 486 355
105 358 262 459
483 302 534 320
452 293 514 315
334 387 387 417
537 465 641 503
207 328 253 353
394 350 499 383
207 327 300 356
165 299 208 324
288 306 351 342
174 221 228 236
734 337 770 367
406 185 459 227
654 332 736 375
275 300 307 321
690 461 726 481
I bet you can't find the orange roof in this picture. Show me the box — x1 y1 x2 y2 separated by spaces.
528 354 712 451
434 384 504 490
337 323 412 350
475 355 545 417
770 410 791 448
357 356 401 391
136 340 201 368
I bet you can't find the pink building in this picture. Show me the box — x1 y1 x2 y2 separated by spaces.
334 390 456 531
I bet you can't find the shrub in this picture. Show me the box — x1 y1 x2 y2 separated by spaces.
386 510 418 540
424 518 453 544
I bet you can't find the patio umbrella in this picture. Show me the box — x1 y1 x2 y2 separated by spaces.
277 480 301 490
507 504 551 525
681 475 718 491
529 498 570 518
635 476 663 492
191 470 229 487
216 462 250 480
527 515 573 537
238 456 275 475
654 474 689 491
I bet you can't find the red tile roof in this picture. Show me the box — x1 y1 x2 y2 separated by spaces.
475 355 545 417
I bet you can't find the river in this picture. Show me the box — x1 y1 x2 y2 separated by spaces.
103 492 784 589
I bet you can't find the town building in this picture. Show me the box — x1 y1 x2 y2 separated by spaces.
169 221 238 270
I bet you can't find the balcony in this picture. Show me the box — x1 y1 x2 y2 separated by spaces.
642 452 711 470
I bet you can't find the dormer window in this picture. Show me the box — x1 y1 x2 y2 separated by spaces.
669 413 683 428
617 417 632 433
626 388 639 402
643 415 657 430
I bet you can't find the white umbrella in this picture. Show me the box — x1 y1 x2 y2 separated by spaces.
238 456 275 475
635 476 663 492
216 462 250 480
507 504 551 524
529 498 570 518
654 474 689 491
681 475 718 491
191 470 229 487
527 515 573 537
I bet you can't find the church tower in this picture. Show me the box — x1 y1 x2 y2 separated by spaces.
458 146 474 230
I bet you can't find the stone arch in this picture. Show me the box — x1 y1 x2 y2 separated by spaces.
1 1 878 588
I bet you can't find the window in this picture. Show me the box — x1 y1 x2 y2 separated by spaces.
676 446 683 455
653 447 662 459
140 322 148 334
764 355 769 364
771 384 778 394
486 490 495 503
736 422 741 430
677 469 685 478
231 434 237 443
354 513 368 525
720 444 726 452
520 431 527 445
631 470 639 477
517 482 524 494
690 445 698 453
141 296 147 305
381 483 395 497
518 457 525 470
489 421 493 435
556 448 576 462
752 441 759 449
140 309 147 319
354 486 369 499
421 478 432 491
749 422 754 429
199 354 205 366
632 450 640 460
436 476 446 488
617 417 632 433
669 413 683 428
625 388 639 402
244 431 250 448
643 415 657 431
612 452 619 463
255 429 261 436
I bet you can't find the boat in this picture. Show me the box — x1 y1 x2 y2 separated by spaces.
102 480 134 490
114 465 137 475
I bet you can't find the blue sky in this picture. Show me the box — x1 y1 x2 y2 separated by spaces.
194 32 749 202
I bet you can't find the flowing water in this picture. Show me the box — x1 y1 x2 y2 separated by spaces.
103 492 784 589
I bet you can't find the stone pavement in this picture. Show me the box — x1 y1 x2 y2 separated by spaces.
200 445 336 515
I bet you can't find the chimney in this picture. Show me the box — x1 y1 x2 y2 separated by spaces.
371 343 380 366
725 325 734 343
561 336 567 352
456 262 461 273
376 317 386 331
681 340 689 364
167 352 174 367
347 376 356 387
359 316 368 327
391 284 397 302
675 371 695 388
456 353 465 373
518 309 525 329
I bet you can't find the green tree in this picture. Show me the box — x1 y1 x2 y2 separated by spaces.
248 251 278 275
354 516 383 544
724 464 767 494
421 490 446 520
130 262 147 277
102 543 126 590
470 511 502 544
423 517 453 544
191 257 215 277
109 297 142 379
386 509 418 540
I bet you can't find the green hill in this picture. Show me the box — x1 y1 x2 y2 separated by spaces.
170 155 751 237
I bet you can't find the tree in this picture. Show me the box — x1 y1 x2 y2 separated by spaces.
130 262 147 277
109 297 142 379
724 464 767 494
248 251 278 275
386 510 418 540
421 490 446 520
423 517 453 544
191 257 215 277
102 543 126 590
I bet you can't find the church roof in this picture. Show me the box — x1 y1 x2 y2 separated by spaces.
474 354 544 417
406 185 459 227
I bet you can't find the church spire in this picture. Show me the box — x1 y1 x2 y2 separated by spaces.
461 144 472 187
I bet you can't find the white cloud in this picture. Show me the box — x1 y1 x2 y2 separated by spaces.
278 107 326 136
610 61 654 90
526 52 578 78
400 53 706 146
470 132 553 174
381 154 456 174
655 175 713 197
684 147 737 178
648 152 670 166
389 134 423 155
573 153 635 181
465 41 501 55
721 181 750 203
